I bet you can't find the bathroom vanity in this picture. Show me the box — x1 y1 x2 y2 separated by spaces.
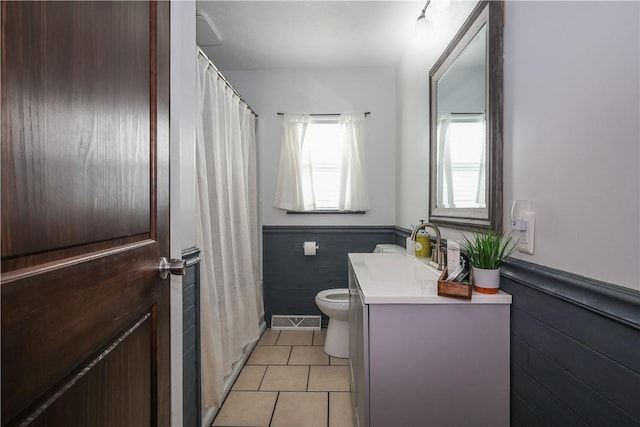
348 253 511 427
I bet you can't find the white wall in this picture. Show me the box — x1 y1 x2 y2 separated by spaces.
224 68 397 226
396 2 478 229
503 1 639 289
396 1 640 290
170 2 197 425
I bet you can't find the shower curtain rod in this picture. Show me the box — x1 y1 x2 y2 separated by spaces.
197 47 258 118
277 112 371 117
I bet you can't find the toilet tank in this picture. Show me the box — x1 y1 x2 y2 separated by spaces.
373 244 405 254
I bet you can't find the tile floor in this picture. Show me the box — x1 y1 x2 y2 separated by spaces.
212 329 354 427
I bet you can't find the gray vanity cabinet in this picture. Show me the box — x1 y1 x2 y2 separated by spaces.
348 265 368 427
348 259 510 427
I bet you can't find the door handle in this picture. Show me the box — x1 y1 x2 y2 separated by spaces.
158 257 186 280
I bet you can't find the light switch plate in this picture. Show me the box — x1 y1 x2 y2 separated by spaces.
517 211 535 254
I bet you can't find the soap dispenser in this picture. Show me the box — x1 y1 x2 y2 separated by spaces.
414 220 432 258
406 225 416 255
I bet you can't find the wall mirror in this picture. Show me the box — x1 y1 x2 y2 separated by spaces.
429 1 503 231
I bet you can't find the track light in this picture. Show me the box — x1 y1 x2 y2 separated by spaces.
416 0 431 23
415 0 432 39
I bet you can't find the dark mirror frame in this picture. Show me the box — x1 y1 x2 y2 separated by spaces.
428 0 504 232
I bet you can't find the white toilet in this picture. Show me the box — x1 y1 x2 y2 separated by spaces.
315 243 405 358
372 244 405 254
315 289 350 358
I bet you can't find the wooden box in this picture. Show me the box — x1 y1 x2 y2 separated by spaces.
437 267 473 299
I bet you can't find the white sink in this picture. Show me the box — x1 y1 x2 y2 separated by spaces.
362 254 441 284
349 252 512 305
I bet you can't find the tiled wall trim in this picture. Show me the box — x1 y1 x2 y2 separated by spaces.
182 247 201 427
501 258 640 426
262 226 396 325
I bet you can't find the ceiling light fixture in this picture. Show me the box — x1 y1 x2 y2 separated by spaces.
416 0 431 23
415 0 433 40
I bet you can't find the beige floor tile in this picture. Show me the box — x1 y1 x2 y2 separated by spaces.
260 365 309 391
330 356 349 366
308 366 351 391
313 329 326 346
212 391 277 427
289 346 330 365
271 391 328 427
247 345 291 365
329 392 354 427
232 365 267 391
276 330 313 346
258 329 280 346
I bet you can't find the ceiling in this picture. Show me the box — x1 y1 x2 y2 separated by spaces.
195 1 427 71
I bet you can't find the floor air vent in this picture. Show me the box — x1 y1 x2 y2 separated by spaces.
271 315 321 330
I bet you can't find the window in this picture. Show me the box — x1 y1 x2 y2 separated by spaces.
437 114 486 209
274 113 369 213
300 119 341 210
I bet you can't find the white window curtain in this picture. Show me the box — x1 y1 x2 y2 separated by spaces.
475 117 487 205
196 54 262 412
273 113 369 212
273 114 313 211
338 113 369 211
437 115 454 208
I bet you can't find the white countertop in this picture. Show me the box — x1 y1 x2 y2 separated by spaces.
349 252 512 305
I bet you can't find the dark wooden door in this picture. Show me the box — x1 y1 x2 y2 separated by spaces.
1 1 171 426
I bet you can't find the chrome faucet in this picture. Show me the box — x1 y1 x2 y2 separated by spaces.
410 222 444 271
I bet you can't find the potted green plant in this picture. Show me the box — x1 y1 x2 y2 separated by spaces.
461 231 517 294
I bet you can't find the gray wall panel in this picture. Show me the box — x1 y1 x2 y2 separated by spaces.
182 247 201 427
511 390 547 427
512 308 639 420
511 361 586 427
263 226 395 325
502 259 640 426
505 278 640 373
183 305 196 329
183 282 196 311
526 345 637 426
183 324 197 353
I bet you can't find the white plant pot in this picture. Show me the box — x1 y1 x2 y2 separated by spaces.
472 267 500 294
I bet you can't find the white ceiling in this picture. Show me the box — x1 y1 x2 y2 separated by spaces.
195 1 427 70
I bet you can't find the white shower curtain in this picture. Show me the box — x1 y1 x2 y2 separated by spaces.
196 54 262 411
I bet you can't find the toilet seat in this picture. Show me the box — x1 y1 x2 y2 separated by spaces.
315 288 349 322
316 289 349 314
316 289 349 303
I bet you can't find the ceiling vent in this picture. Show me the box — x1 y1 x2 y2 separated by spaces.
196 11 222 46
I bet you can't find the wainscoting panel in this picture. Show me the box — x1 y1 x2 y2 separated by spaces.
501 259 640 426
393 226 411 246
263 226 396 325
182 247 201 427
